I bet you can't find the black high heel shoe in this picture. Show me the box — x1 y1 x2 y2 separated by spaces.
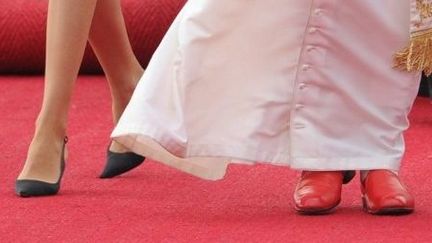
15 137 68 197
99 142 145 179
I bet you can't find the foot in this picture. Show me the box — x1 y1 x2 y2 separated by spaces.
100 143 145 179
17 128 67 184
294 171 344 214
100 69 145 178
16 137 67 197
108 77 141 155
361 170 414 215
109 140 131 153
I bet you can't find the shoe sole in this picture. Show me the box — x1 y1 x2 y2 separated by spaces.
362 197 414 215
294 200 341 215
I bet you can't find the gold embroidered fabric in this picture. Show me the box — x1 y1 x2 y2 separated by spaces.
395 0 432 76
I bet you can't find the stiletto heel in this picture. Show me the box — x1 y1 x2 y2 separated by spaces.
99 142 145 179
15 137 68 197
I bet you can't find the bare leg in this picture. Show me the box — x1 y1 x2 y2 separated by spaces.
17 0 98 183
87 0 144 153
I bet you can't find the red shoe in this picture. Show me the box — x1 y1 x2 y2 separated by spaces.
361 170 414 215
293 171 345 214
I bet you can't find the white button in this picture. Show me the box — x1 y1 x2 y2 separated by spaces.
306 46 316 52
294 123 306 129
309 27 317 33
314 9 323 16
295 104 304 110
301 64 311 71
298 83 307 89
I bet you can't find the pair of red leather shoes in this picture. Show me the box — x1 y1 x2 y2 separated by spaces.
293 170 414 215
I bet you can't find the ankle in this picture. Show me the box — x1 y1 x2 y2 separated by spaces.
35 114 67 137
112 86 135 107
33 122 67 142
111 84 141 122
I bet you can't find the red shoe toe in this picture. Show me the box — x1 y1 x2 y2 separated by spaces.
298 196 325 209
294 171 343 214
362 170 414 215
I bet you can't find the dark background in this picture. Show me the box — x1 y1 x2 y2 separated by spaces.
419 75 432 97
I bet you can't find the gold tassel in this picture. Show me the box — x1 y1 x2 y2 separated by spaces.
395 0 432 76
394 29 432 76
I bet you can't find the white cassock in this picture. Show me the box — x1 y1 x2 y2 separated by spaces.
112 0 421 180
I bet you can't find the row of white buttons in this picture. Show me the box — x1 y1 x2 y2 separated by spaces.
292 8 323 129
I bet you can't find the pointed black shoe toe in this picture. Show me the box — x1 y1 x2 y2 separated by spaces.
15 137 67 197
15 180 60 197
99 149 145 179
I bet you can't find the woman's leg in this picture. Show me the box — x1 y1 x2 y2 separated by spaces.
17 0 98 183
87 0 144 153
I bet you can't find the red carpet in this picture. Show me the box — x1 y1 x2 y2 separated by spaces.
0 76 431 242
